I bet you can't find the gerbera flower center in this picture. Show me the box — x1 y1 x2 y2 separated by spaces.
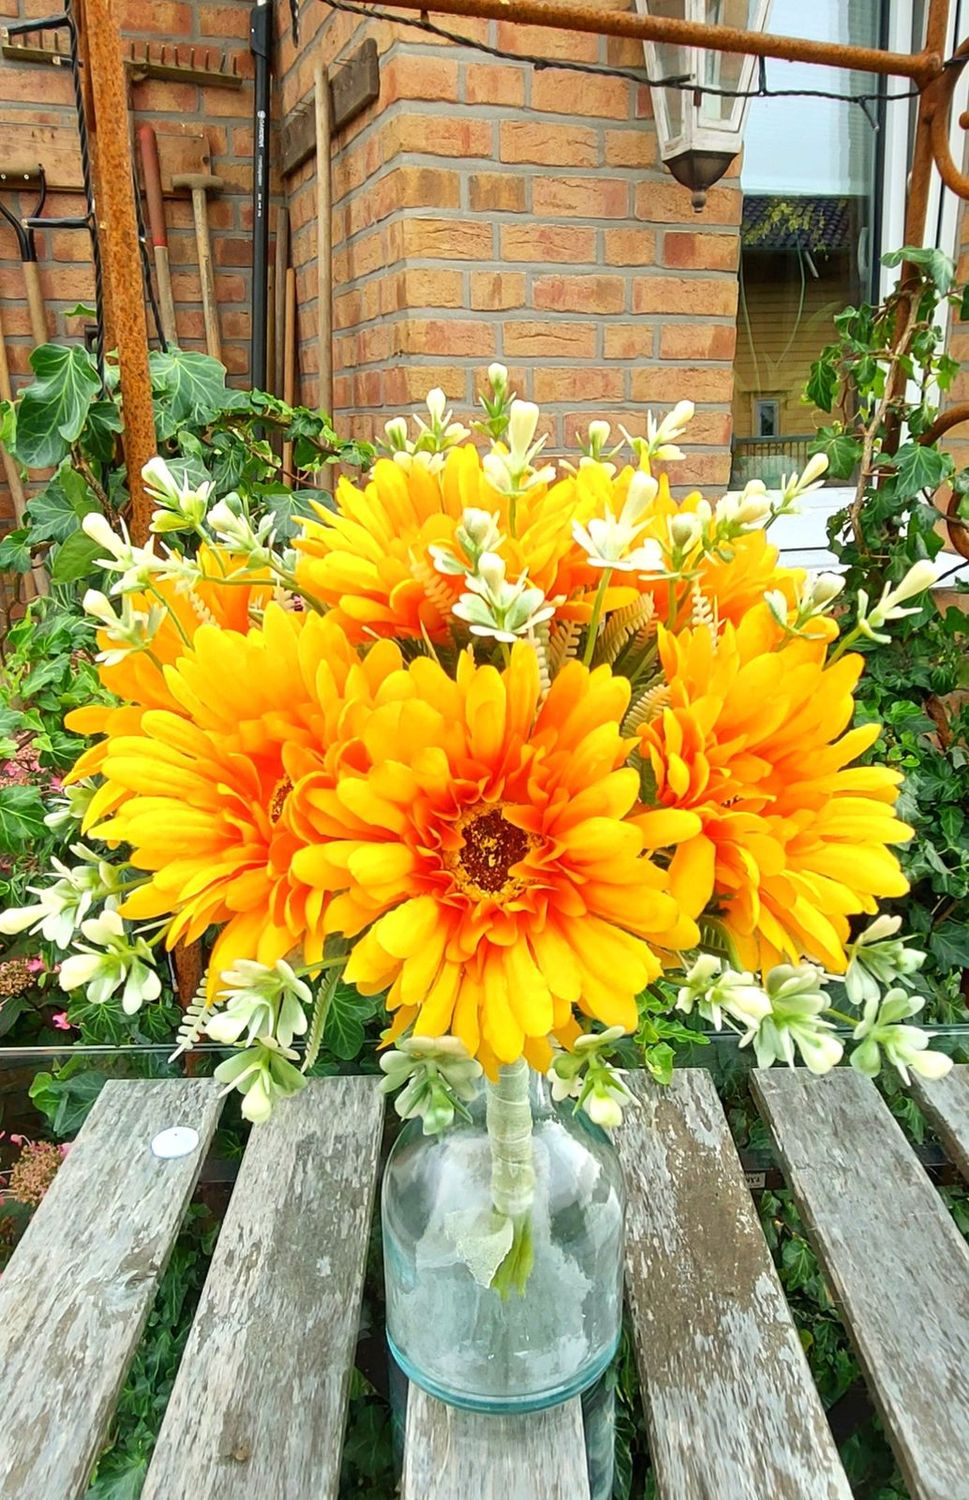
448 804 536 902
269 776 293 824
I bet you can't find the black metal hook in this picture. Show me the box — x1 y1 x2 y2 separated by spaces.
0 166 47 262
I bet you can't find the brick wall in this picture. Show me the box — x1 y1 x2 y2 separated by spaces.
0 0 257 444
276 4 742 492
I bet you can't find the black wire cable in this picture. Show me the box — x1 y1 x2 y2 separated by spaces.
64 1 106 384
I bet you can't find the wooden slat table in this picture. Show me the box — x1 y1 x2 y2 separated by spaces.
753 1067 969 1500
2 1067 969 1500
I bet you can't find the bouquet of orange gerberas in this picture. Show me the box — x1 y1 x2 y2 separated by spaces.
2 366 949 1132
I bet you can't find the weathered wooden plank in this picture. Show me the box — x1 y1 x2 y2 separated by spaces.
753 1066 969 1500
616 1069 851 1500
0 1080 222 1500
280 40 379 176
912 1064 969 1181
141 1076 383 1500
402 1385 591 1500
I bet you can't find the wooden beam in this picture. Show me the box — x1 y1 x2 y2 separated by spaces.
279 40 379 178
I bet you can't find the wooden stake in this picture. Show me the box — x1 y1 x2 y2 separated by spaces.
76 0 156 542
266 263 276 396
273 206 289 400
281 266 296 478
314 63 333 417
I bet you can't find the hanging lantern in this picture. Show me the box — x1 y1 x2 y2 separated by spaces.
635 0 774 210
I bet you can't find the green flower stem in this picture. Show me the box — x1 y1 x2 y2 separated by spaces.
486 1057 535 1222
196 566 327 617
147 585 192 648
824 1006 859 1028
582 567 613 667
487 1057 536 1296
268 560 327 615
291 955 349 976
826 624 865 665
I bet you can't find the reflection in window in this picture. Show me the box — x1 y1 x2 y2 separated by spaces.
730 0 883 489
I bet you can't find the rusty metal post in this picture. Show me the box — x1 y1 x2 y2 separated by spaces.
74 0 155 542
329 0 945 84
904 0 953 247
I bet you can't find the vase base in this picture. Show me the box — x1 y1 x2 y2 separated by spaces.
387 1330 620 1415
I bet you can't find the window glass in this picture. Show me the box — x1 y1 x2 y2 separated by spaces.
730 0 884 488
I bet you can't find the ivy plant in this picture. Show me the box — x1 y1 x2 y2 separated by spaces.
0 343 373 597
809 246 969 1017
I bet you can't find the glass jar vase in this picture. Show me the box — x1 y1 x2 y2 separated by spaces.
382 1057 625 1413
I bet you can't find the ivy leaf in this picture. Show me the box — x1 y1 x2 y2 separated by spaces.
324 981 369 1060
0 784 46 853
780 1236 816 1289
260 485 329 541
929 921 969 971
150 349 243 441
642 1041 675 1085
892 443 951 501
29 1065 110 1136
882 244 954 295
84 400 124 463
812 429 861 481
0 398 14 449
13 343 102 469
50 530 104 584
86 1459 150 1500
0 528 34 574
937 353 961 392
806 357 838 413
26 465 100 543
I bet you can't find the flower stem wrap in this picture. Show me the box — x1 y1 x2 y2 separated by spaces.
487 1057 535 1219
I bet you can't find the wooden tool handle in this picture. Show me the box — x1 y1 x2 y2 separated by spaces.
22 260 48 349
137 125 168 249
281 266 296 477
153 245 178 347
191 189 222 364
273 207 289 401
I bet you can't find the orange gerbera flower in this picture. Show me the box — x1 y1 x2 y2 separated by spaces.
66 547 274 796
288 644 700 1073
637 613 911 974
295 447 594 642
81 605 402 988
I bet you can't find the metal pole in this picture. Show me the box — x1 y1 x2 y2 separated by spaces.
76 0 155 541
250 0 273 391
331 0 945 83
